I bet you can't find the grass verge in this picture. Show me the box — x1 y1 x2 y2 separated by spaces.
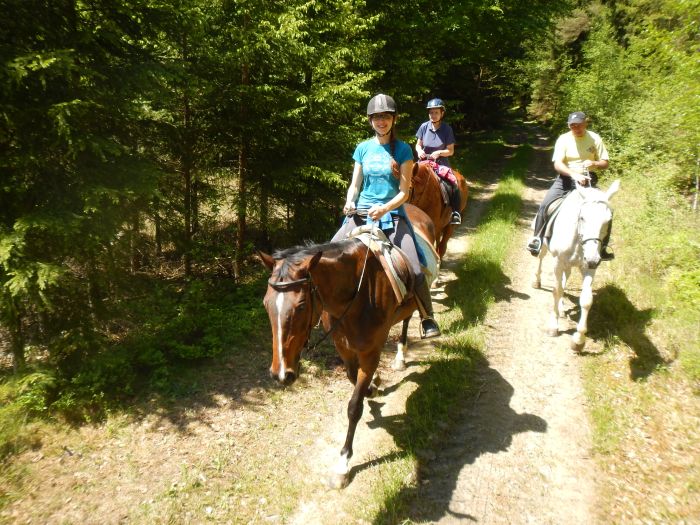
581 166 700 523
363 144 531 524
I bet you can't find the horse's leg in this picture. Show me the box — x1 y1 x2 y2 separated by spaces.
437 225 453 260
335 332 381 391
392 317 410 371
571 271 595 351
532 244 547 289
329 350 381 489
560 266 571 313
547 258 565 336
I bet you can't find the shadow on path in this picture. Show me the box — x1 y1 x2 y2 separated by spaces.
367 352 547 523
588 283 670 379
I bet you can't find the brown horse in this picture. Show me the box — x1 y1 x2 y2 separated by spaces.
259 204 437 489
409 160 469 259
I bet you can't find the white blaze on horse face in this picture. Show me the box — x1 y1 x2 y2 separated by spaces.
275 291 287 381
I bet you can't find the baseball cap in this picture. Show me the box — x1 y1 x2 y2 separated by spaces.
567 111 587 124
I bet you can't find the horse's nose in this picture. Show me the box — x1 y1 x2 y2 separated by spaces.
269 368 297 385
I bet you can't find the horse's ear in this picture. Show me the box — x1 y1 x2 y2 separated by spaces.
307 251 323 271
258 251 275 271
606 179 621 200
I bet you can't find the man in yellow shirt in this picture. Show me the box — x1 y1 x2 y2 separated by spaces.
527 111 614 260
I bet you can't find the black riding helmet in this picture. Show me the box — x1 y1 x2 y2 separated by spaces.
367 94 397 115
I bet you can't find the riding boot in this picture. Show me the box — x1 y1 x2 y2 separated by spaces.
527 236 542 256
414 278 441 339
448 184 462 225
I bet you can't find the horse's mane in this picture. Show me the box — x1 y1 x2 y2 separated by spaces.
272 238 362 279
580 186 609 203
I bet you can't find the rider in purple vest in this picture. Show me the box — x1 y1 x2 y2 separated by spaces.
415 98 461 225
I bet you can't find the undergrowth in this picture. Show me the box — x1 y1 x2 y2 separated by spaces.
0 273 269 461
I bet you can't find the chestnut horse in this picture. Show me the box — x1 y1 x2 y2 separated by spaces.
409 160 469 260
259 204 437 489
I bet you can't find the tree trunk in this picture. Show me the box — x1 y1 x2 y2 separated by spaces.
129 210 140 273
8 302 26 372
182 35 193 277
234 54 250 281
235 138 248 281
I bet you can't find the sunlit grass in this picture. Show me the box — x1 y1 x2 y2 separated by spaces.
579 165 700 522
364 143 531 524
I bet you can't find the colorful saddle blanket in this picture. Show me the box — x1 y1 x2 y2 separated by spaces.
426 159 457 185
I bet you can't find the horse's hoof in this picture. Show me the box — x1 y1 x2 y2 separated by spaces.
570 340 585 352
367 385 383 398
326 472 349 490
532 280 541 289
391 359 406 371
546 328 559 337
570 335 586 352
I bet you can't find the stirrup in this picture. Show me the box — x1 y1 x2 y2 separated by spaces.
450 211 462 225
420 318 441 339
527 237 541 256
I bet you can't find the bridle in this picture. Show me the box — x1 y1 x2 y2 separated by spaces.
268 275 323 349
266 240 372 352
577 198 611 248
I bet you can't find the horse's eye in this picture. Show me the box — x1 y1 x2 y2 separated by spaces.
296 302 306 311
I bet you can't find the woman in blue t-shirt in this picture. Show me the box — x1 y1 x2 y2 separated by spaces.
331 94 440 338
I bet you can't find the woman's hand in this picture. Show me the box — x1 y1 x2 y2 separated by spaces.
367 204 387 221
343 201 356 216
429 151 441 160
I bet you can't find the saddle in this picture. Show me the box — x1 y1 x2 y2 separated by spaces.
346 225 441 304
543 196 565 241
425 159 457 185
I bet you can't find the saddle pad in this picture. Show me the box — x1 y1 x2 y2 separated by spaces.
426 160 458 185
414 230 439 287
350 228 411 302
544 197 565 240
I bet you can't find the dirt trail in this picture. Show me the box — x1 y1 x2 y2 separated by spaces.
408 137 599 524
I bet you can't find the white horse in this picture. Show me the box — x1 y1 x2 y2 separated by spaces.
532 179 620 351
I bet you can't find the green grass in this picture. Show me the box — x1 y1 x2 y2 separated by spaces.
365 144 531 524
579 163 700 522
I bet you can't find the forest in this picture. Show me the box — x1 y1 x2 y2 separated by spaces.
1 0 698 516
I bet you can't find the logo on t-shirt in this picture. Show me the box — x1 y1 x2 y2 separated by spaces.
364 151 390 177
